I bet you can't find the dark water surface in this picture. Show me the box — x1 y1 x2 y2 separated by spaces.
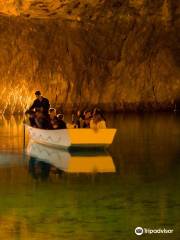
0 114 179 240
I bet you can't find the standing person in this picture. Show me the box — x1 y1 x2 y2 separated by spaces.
28 91 50 115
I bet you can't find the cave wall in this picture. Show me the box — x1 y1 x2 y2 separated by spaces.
0 0 179 113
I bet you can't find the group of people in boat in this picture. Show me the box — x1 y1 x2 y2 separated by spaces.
72 108 106 129
26 91 106 130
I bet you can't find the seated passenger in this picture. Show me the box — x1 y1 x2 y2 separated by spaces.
49 108 59 129
90 110 106 129
57 114 67 129
72 110 82 128
82 110 92 128
92 107 106 121
92 107 100 116
35 110 49 129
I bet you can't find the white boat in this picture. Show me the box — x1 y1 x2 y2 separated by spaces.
25 125 117 149
27 141 115 173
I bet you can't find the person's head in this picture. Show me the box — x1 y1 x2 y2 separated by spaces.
84 110 91 119
57 113 64 120
93 107 101 116
35 91 42 100
93 113 102 123
77 110 81 117
49 108 56 118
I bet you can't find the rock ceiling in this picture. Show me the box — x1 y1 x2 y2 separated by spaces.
0 0 117 20
0 0 176 20
0 0 179 24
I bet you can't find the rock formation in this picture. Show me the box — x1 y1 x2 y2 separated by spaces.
0 0 179 113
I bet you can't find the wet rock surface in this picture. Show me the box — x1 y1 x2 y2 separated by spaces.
0 0 179 113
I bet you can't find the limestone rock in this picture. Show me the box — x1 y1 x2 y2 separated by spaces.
0 0 179 113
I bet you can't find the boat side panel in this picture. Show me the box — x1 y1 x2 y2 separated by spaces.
68 129 117 145
26 126 71 147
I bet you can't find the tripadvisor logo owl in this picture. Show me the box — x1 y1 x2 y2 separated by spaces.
135 227 144 235
135 226 174 235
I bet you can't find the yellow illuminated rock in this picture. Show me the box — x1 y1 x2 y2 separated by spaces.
0 0 179 113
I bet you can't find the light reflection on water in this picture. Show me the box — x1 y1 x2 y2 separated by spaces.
0 113 179 239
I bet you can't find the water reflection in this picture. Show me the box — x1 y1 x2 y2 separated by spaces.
27 141 115 179
0 115 25 153
0 153 21 167
0 114 179 239
29 157 52 180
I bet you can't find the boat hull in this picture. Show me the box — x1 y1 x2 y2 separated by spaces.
25 125 117 149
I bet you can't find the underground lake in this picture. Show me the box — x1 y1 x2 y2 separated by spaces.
0 113 179 239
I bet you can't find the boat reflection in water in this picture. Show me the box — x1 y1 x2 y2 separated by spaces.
26 141 115 179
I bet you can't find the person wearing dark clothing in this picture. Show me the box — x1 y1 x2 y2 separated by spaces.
29 111 37 127
49 108 58 129
57 114 67 129
29 91 50 115
72 110 82 128
49 108 59 129
49 109 67 129
50 116 60 129
35 110 50 129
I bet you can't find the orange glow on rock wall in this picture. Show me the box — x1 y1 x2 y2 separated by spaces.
0 0 179 113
